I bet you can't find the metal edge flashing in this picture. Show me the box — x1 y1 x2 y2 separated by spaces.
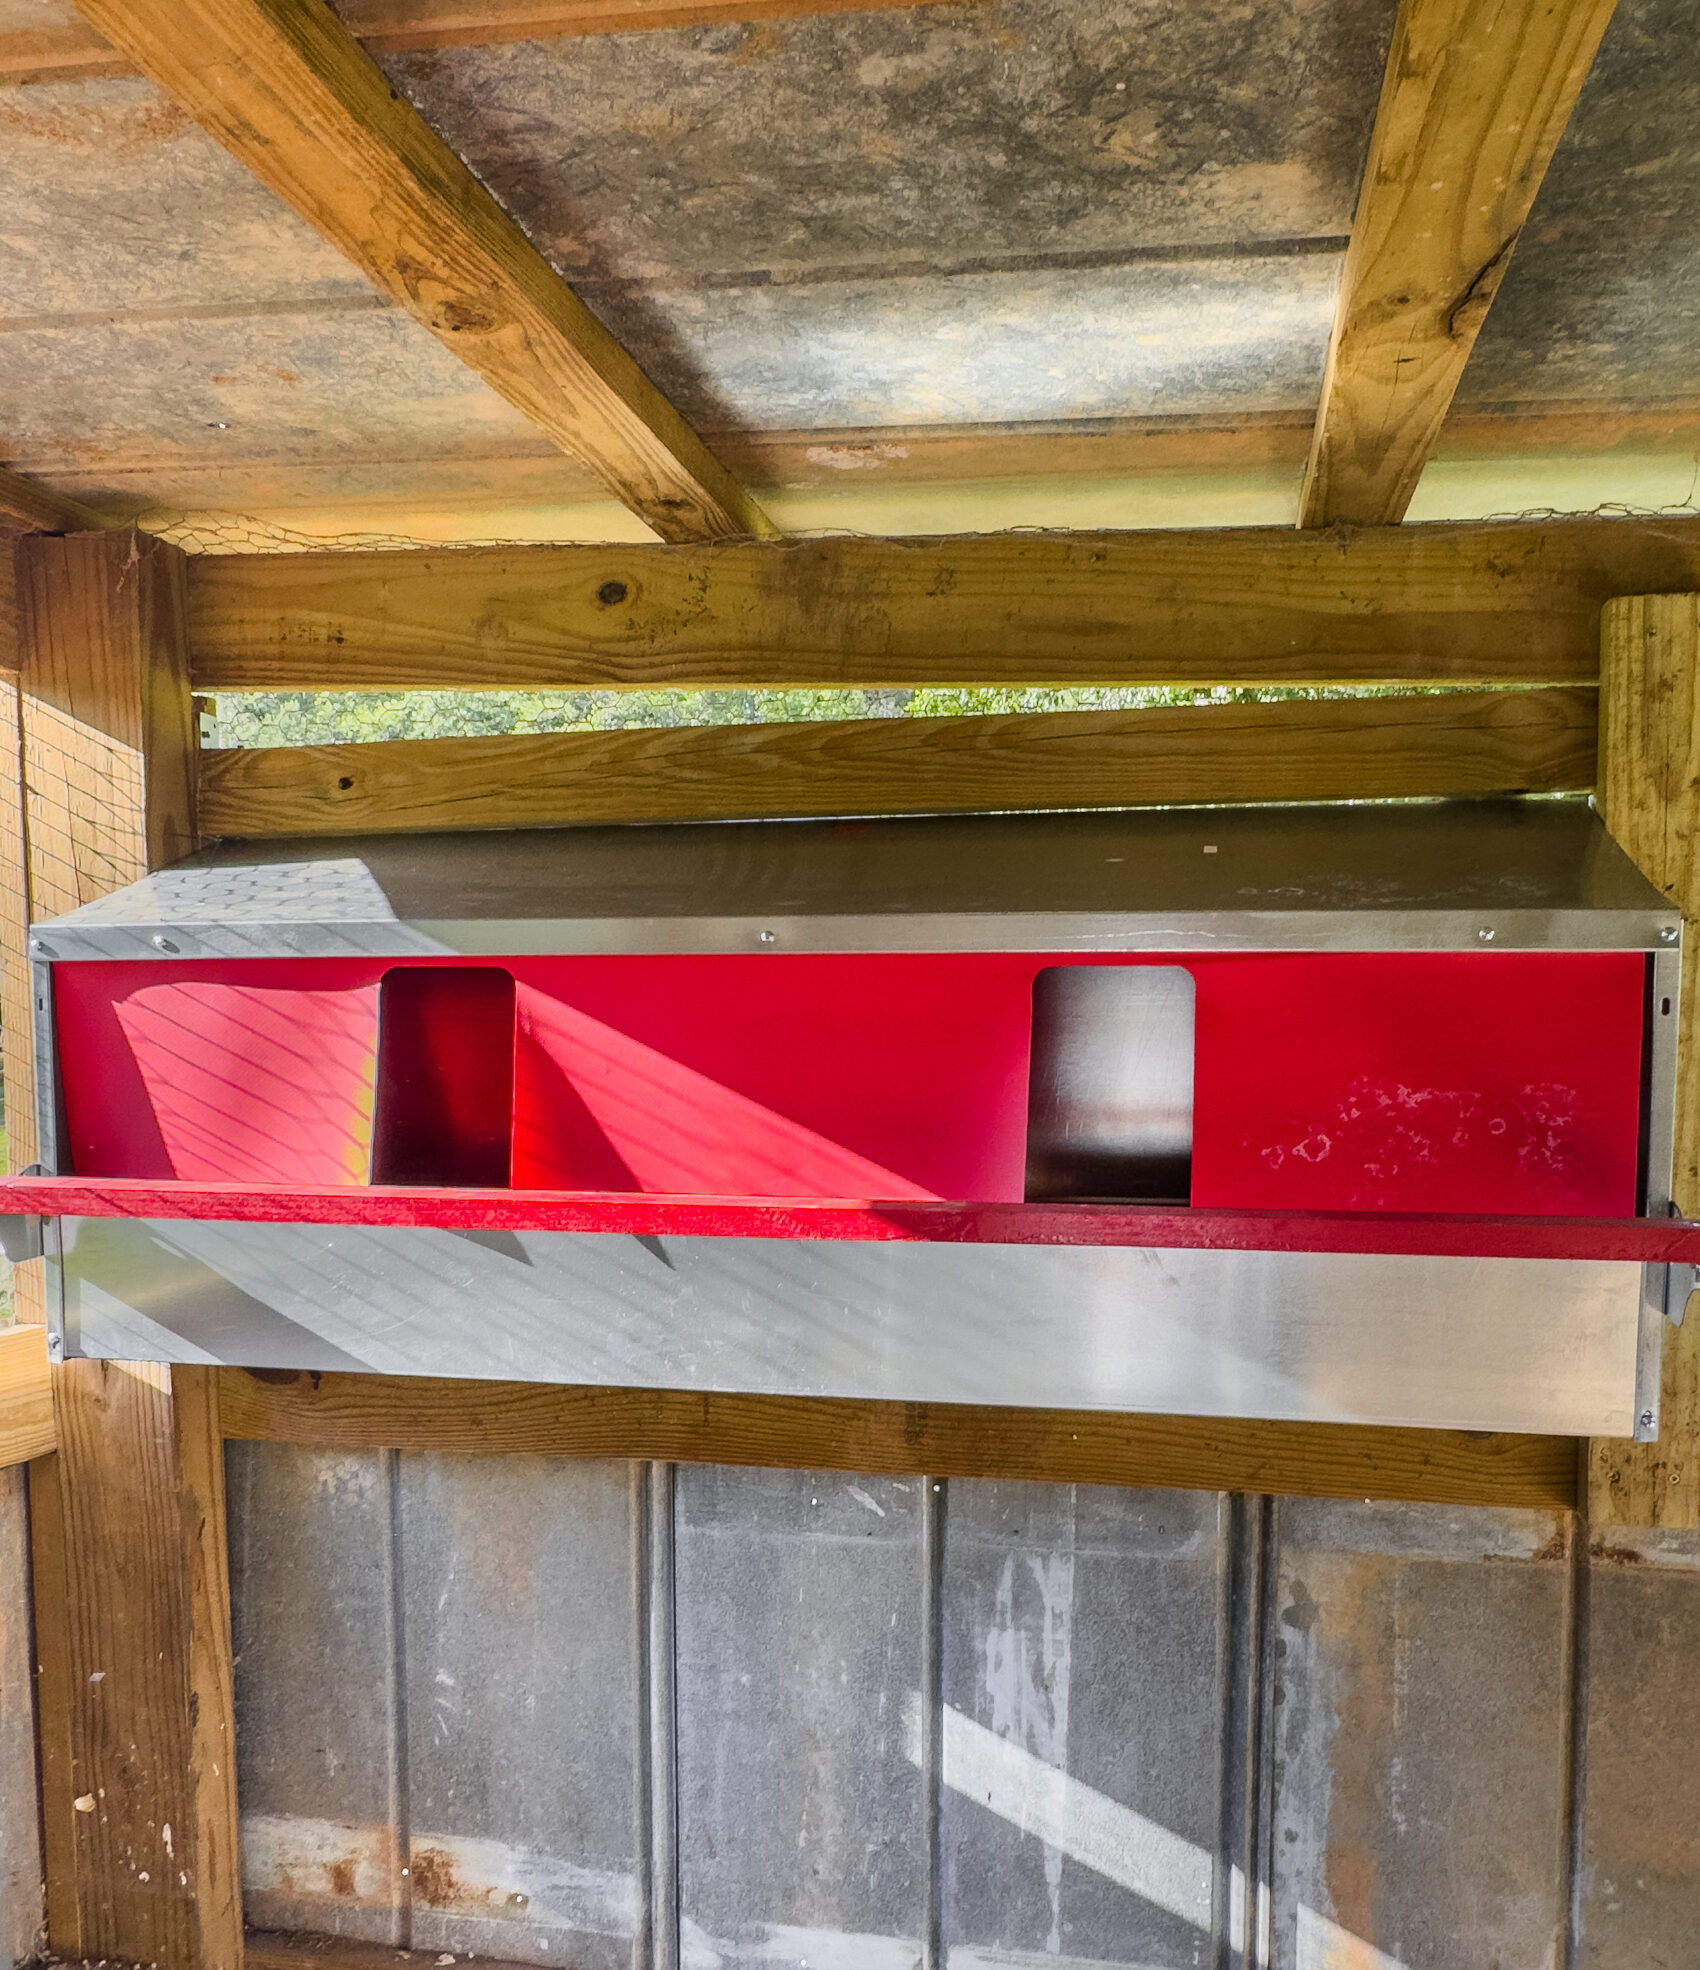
24 910 1681 963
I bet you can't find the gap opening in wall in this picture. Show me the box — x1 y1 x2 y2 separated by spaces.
197 682 1479 748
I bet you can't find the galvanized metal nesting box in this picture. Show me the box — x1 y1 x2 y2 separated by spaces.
17 797 1683 1437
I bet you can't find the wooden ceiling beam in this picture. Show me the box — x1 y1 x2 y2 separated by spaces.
186 516 1700 693
196 687 1597 838
71 0 774 545
1299 0 1619 528
0 465 103 536
4 0 953 86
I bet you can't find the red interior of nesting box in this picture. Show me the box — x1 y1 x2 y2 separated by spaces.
51 950 1648 1218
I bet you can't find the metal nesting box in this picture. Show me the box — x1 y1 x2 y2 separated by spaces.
11 797 1686 1437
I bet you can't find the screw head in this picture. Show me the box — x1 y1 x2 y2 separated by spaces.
1662 925 1680 944
1477 927 1495 943
1640 1410 1656 1430
152 934 180 955
758 929 777 946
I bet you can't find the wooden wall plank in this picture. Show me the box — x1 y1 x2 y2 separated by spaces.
73 0 772 546
1590 592 1700 1529
197 686 1598 838
29 1443 81 1958
39 1361 198 1969
0 540 36 1185
217 1369 1579 1511
0 1327 56 1468
16 531 237 1970
17 531 196 910
185 518 1700 693
172 1369 243 1970
1299 0 1618 527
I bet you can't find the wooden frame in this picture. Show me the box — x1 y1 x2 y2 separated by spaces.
6 523 1698 1970
1299 0 1620 525
215 1368 1582 1509
73 0 773 545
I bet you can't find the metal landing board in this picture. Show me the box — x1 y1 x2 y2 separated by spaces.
51 1216 1648 1437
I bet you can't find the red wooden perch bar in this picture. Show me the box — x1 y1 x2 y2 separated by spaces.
5 1174 1700 1264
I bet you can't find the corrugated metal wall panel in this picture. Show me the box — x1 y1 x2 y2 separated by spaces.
941 1482 1228 1970
1575 1525 1700 1968
1269 1501 1576 1970
227 1442 402 1944
223 1457 1700 1970
399 1454 641 1970
675 1464 926 1970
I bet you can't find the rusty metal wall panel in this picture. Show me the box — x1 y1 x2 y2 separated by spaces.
940 1481 1231 1969
397 1454 643 1970
1575 1525 1700 1969
0 1467 40 1969
674 1464 927 1970
224 1451 1700 1970
1268 1500 1576 1970
226 1441 403 1943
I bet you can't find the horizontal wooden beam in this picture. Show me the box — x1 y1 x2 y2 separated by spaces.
196 686 1597 836
24 401 1700 539
0 1326 54 1467
186 518 1700 693
216 1369 1578 1509
3 0 949 84
74 0 772 546
0 465 101 537
1300 0 1618 526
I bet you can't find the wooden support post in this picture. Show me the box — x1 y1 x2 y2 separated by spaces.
12 531 243 1970
0 536 36 1184
174 1366 243 1970
1590 592 1700 1528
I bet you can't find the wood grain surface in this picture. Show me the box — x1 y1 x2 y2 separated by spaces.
1590 592 1700 1530
73 0 773 545
186 518 1700 692
197 686 1598 837
218 1369 1580 1510
1301 0 1619 525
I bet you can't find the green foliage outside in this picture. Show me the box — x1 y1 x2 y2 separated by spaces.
208 682 1411 749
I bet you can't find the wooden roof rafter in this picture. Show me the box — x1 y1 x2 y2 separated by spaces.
70 0 777 544
1300 0 1621 528
0 465 103 536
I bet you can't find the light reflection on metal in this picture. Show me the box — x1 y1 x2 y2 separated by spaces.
52 1216 1645 1436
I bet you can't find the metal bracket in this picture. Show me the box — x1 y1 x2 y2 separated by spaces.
0 1215 43 1264
1667 1261 1697 1327
0 1167 48 1265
